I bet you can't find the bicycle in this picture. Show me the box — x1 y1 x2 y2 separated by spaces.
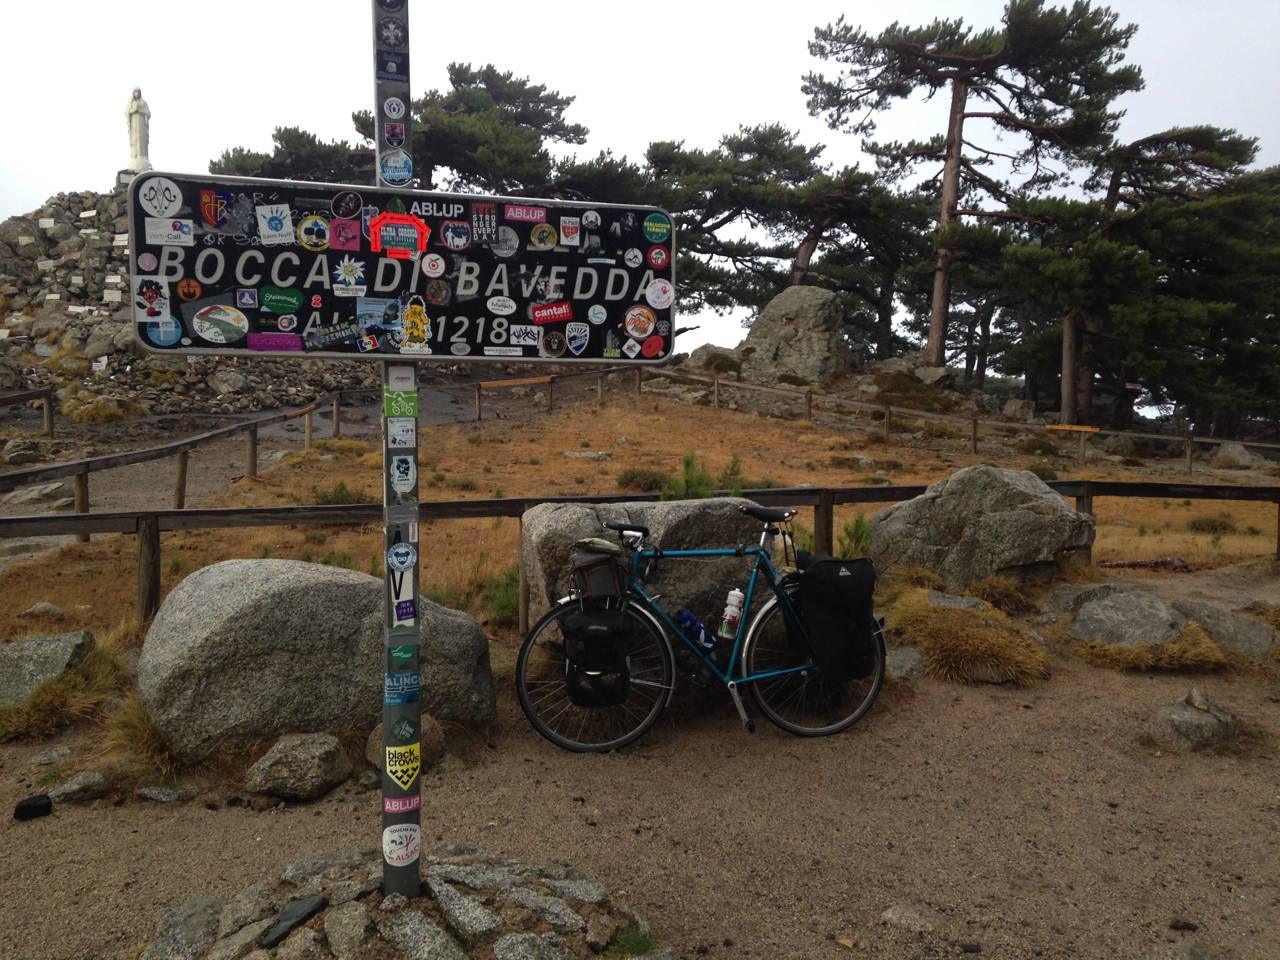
515 503 886 752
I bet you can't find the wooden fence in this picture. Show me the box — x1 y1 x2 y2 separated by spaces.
1 480 1276 628
0 386 56 438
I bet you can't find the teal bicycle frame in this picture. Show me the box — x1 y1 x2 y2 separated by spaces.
620 543 815 687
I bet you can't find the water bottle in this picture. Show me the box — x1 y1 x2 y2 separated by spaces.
675 609 716 655
717 588 745 640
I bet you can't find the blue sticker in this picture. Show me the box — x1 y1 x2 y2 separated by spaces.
395 599 416 621
387 542 417 572
384 671 421 705
144 316 182 347
379 150 413 186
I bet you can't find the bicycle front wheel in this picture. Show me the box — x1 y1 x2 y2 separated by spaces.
516 598 674 752
743 591 885 737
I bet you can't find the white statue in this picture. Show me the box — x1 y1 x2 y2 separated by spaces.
126 88 152 172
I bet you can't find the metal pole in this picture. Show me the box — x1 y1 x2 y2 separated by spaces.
372 0 420 897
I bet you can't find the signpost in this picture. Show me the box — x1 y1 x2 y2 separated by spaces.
127 0 673 900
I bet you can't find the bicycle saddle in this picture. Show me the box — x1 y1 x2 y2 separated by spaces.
605 520 650 537
739 504 797 523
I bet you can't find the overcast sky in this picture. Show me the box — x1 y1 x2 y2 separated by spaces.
3 0 1276 351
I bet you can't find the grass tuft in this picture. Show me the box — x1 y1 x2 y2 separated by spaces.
604 926 661 958
1018 436 1059 457
1187 514 1235 536
98 692 179 779
1075 622 1226 672
0 636 133 742
310 481 369 505
837 514 872 559
887 587 1049 687
966 575 1035 615
1027 460 1058 482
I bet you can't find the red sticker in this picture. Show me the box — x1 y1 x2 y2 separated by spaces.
646 245 670 269
368 212 432 260
529 301 573 324
641 335 664 358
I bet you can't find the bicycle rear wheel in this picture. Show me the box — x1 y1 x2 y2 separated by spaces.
743 589 885 736
516 598 674 752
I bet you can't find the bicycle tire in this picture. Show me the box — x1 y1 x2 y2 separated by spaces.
516 597 675 752
742 587 885 737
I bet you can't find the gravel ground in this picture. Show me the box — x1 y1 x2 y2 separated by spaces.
2 660 1277 960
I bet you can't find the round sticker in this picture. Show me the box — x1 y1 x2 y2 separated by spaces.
647 246 670 270
144 316 182 347
529 223 558 251
624 305 657 339
587 304 607 325
382 823 420 867
582 210 602 229
175 278 202 302
137 252 158 272
491 226 519 258
645 278 675 310
387 542 417 572
380 150 413 186
377 16 406 47
136 176 182 218
642 213 672 243
331 191 362 220
425 279 451 306
623 248 643 269
642 335 664 358
191 305 248 344
487 296 516 316
422 253 446 278
277 314 297 332
450 342 471 356
377 0 405 10
383 97 406 120
297 214 330 251
542 330 567 357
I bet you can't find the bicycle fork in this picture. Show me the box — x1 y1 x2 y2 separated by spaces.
726 681 757 735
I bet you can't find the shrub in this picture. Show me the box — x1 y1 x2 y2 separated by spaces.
837 514 872 559
320 551 356 570
661 453 713 500
1027 461 1058 481
311 481 368 505
1187 514 1235 535
1019 436 1059 457
453 477 479 492
303 530 328 544
604 926 661 958
1075 622 1225 672
617 467 668 492
777 373 811 388
701 350 741 377
368 554 384 578
0 640 131 741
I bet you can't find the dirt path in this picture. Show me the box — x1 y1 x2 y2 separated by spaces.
2 660 1277 960
1107 558 1280 610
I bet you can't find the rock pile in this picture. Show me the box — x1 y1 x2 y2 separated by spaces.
137 844 670 960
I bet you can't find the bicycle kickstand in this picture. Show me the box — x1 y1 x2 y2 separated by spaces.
725 681 757 735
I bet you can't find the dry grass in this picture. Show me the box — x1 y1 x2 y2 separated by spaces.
966 575 1036 614
886 587 1050 687
1075 621 1226 672
97 692 179 780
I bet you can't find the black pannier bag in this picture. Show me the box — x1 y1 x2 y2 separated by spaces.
793 556 878 681
561 605 633 707
569 538 626 599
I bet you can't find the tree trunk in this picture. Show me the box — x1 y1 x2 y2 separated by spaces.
974 300 993 390
924 78 969 368
1074 313 1101 424
787 224 826 287
1016 311 1037 401
875 271 896 359
1061 308 1081 424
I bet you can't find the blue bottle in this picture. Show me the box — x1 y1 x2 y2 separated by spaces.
675 609 717 656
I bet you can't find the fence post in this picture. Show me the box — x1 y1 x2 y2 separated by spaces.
547 377 555 411
970 417 979 454
518 515 530 636
304 409 313 449
1077 431 1086 465
596 373 604 407
474 384 482 422
247 424 258 478
332 395 341 438
805 391 813 421
1185 434 1193 476
1275 501 1280 561
814 492 835 556
712 377 719 408
73 468 89 543
635 368 643 397
174 450 189 509
1074 483 1094 564
137 515 161 621
882 404 891 442
42 392 54 438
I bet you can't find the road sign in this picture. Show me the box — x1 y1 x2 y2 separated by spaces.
127 172 677 365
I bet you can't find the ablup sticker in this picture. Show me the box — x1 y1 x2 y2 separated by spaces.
387 542 417 572
382 823 421 867
384 794 421 814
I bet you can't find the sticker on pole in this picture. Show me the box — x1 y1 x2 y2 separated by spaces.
128 172 674 364
382 823 421 866
384 742 421 790
384 671 421 705
387 542 417 572
389 455 416 494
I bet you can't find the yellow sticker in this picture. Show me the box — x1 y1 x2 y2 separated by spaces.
385 742 421 791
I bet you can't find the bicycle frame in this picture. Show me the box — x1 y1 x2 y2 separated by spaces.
620 542 814 688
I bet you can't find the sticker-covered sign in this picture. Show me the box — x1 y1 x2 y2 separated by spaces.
129 172 675 364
